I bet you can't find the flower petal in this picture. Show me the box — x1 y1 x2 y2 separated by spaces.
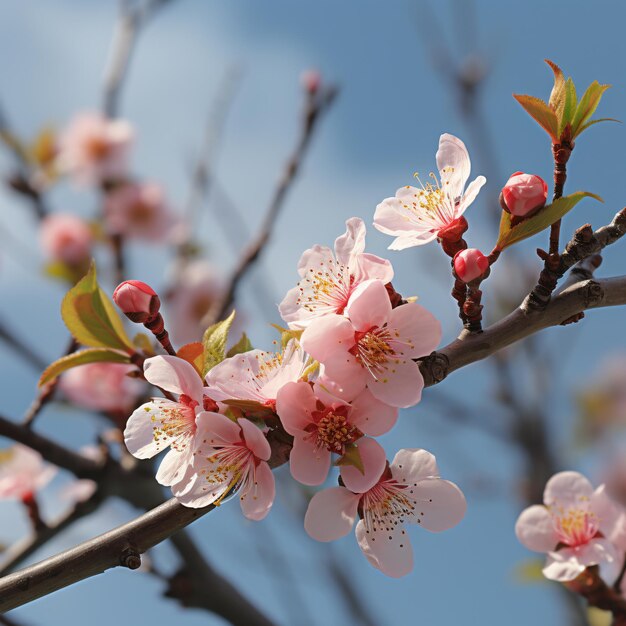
407 477 466 532
144 355 203 401
436 133 471 199
304 487 359 542
544 471 594 509
389 302 442 358
345 280 391 332
156 446 194 487
355 254 394 284
542 551 586 582
239 418 271 461
458 175 486 214
290 435 331 486
390 448 439 483
355 519 413 578
124 400 185 459
349 389 398 437
334 217 366 265
340 437 387 493
195 411 241 446
301 316 355 363
367 358 424 408
515 505 559 553
276 381 317 435
239 461 275 521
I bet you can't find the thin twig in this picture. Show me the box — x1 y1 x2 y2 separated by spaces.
0 319 48 373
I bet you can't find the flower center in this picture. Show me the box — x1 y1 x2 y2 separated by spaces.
351 327 396 378
297 260 354 316
151 402 196 452
129 200 155 225
199 443 255 504
551 508 599 547
311 406 360 453
360 479 416 532
85 136 111 160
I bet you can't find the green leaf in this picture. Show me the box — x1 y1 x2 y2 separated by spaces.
61 262 134 351
335 443 364 474
559 77 578 137
576 117 620 136
226 332 252 358
571 81 611 137
39 348 131 387
513 94 559 141
496 192 603 250
270 323 303 350
513 558 546 583
546 59 566 117
202 310 236 376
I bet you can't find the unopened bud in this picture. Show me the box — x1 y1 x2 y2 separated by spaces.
454 248 489 283
501 172 548 218
113 280 159 323
300 69 321 95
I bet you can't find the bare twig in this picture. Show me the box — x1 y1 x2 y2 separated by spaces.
0 319 48 373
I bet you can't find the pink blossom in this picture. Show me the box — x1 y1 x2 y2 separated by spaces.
305 448 466 577
279 217 393 329
113 280 159 323
61 362 144 414
515 471 626 582
205 339 308 410
301 280 441 408
453 248 489 283
374 134 486 250
104 182 174 241
166 261 224 345
276 381 396 489
57 112 133 185
501 172 548 218
0 445 56 501
124 355 214 493
174 413 275 520
39 213 93 265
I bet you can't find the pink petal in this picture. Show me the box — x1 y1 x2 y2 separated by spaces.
345 280 391 332
320 353 368 396
173 464 230 509
349 389 398 437
340 437 387 493
313 371 362 404
367 358 424 408
156 447 193 487
592 485 626 551
239 461 275 521
304 487 359 542
544 471 594 509
390 448 439 483
205 351 267 403
406 477 466 532
301 316 355 363
276 381 317 435
515 505 559 553
542 540 618 582
355 519 413 578
290 435 331 486
239 418 271 461
278 285 304 328
388 302 442 358
355 254 394 284
124 400 180 458
296 244 335 279
373 195 424 236
195 411 241 446
144 355 203 401
334 217 366 265
388 232 438 250
436 133 470 199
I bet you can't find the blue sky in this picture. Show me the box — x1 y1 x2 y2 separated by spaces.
1 1 626 624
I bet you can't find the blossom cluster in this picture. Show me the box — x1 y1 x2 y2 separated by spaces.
122 214 466 577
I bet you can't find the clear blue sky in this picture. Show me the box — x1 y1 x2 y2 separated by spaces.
1 1 626 624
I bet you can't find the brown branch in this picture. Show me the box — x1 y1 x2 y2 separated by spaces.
419 274 626 388
210 83 338 323
0 319 48 373
564 566 626 620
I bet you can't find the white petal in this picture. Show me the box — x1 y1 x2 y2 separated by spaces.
355 519 413 578
515 505 559 553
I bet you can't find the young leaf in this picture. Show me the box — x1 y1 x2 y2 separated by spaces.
61 262 134 351
571 82 611 137
226 332 252 358
559 77 578 137
177 342 205 377
576 117 621 135
39 348 131 387
202 310 236 376
513 95 559 141
496 192 602 250
270 323 303 350
546 59 566 117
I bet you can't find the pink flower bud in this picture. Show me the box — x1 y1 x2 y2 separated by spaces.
113 280 159 323
300 69 321 94
501 172 548 217
39 214 93 265
454 248 489 283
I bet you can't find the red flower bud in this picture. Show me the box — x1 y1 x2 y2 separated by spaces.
113 280 160 323
454 248 489 283
501 172 548 218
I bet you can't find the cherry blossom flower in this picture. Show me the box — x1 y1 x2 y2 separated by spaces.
104 181 175 241
305 448 466 577
57 111 133 185
0 445 56 501
205 339 308 411
124 355 215 493
174 413 275 520
39 213 93 265
301 280 441 407
61 362 144 414
279 217 393 329
276 381 396 490
374 134 486 250
166 260 224 345
515 471 626 582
